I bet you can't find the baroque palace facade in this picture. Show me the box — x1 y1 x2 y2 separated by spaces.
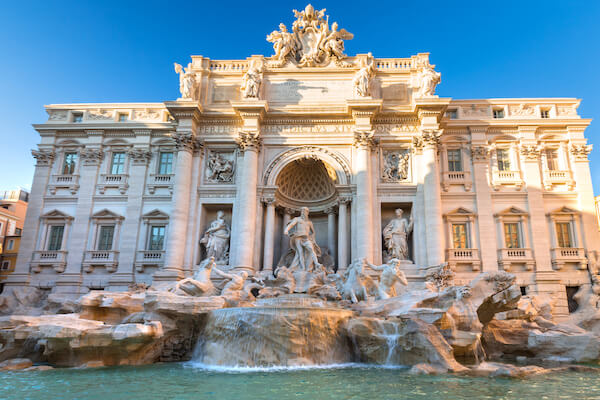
10 5 599 316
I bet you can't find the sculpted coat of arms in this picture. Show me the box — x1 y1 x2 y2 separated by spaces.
267 4 354 67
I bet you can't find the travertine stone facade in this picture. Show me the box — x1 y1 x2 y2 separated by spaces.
10 6 599 317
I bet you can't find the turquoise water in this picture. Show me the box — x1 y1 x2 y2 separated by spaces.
1 363 600 400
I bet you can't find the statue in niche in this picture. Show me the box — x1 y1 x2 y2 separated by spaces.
174 63 197 100
382 151 410 182
383 208 413 261
415 64 441 98
170 257 217 296
353 58 376 97
206 152 234 183
267 23 297 63
199 211 230 264
283 207 322 271
240 60 263 99
369 259 408 300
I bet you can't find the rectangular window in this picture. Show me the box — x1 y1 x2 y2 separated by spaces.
110 152 126 175
62 152 78 175
493 109 505 119
447 149 463 172
149 226 165 250
504 222 521 248
546 149 559 170
158 152 173 175
97 225 115 251
7 239 14 250
497 149 511 171
452 223 468 249
72 112 83 123
1 261 9 271
541 109 550 119
118 113 128 122
15 228 21 235
556 222 573 248
47 225 65 251
446 109 458 119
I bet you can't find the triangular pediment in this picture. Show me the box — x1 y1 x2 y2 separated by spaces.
445 207 475 217
550 206 579 215
142 209 169 220
41 209 72 220
496 206 528 216
91 209 123 220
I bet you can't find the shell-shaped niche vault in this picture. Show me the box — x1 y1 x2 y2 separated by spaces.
275 158 338 207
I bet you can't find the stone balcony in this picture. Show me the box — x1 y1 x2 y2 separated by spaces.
48 174 80 195
445 248 481 271
497 248 535 271
147 174 174 195
97 174 129 194
82 250 119 273
551 247 587 270
30 250 68 273
542 170 574 190
491 170 523 191
441 170 472 191
135 250 165 272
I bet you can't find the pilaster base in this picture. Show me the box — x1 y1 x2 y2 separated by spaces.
54 273 84 295
108 273 135 292
152 268 185 282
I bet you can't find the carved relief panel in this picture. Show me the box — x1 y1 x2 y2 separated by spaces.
380 149 411 183
205 150 236 184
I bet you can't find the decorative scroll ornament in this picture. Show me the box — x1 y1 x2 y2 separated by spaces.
170 132 196 152
266 4 354 67
31 149 55 166
471 145 490 162
173 62 198 100
381 151 410 182
236 131 262 152
241 60 263 99
571 144 593 161
127 148 152 164
520 145 540 160
206 151 235 183
353 130 378 149
80 148 104 165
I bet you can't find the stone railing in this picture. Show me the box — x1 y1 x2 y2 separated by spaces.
446 248 481 271
83 250 119 272
135 250 165 272
441 170 472 191
147 174 174 195
498 248 534 271
30 250 68 273
543 170 574 189
491 170 523 190
98 174 129 195
209 60 248 72
551 247 587 270
48 174 80 195
375 58 414 71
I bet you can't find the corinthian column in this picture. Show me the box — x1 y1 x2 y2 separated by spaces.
421 130 444 266
230 132 261 271
155 132 198 281
354 131 377 261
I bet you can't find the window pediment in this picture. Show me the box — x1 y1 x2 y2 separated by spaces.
495 206 528 217
444 207 475 218
91 209 124 221
143 209 169 221
40 209 73 221
548 206 579 216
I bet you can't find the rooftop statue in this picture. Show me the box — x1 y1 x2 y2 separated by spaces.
173 62 197 100
266 4 353 67
415 63 441 98
353 58 377 97
240 60 263 99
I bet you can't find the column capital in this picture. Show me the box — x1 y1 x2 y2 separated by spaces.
170 132 198 152
80 147 104 166
337 196 352 206
261 196 275 205
325 206 337 215
353 130 378 150
236 131 262 152
471 145 490 163
570 143 593 161
127 148 152 165
31 149 55 166
420 129 442 149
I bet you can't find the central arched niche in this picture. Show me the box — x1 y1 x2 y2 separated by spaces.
275 157 338 208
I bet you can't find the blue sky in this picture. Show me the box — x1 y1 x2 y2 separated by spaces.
0 0 599 193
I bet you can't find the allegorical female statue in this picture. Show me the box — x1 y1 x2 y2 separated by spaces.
199 211 230 263
352 59 376 97
382 209 414 261
240 60 263 99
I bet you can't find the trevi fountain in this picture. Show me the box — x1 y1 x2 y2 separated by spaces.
2 5 600 399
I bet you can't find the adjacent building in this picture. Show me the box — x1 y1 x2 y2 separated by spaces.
0 190 28 285
7 6 599 317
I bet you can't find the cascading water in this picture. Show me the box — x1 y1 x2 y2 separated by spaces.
192 295 355 367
